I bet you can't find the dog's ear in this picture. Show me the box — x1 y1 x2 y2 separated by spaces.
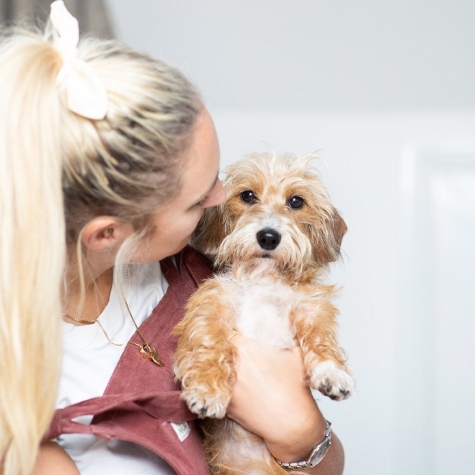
313 208 347 265
191 204 228 259
331 209 347 252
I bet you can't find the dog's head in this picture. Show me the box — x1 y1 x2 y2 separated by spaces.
192 152 346 279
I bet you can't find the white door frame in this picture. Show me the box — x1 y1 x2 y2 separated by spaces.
396 139 475 475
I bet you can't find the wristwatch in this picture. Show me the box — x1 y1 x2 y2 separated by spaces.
275 420 332 471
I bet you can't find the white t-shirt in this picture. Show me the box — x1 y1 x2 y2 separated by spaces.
56 262 176 475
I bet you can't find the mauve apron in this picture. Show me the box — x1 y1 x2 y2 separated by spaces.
47 246 213 475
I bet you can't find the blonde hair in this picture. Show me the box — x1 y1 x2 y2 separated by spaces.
0 26 200 475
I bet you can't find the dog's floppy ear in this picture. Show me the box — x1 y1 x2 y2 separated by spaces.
191 204 228 259
331 209 347 252
314 208 347 265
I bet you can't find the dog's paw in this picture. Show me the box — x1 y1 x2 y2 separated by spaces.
181 385 231 419
309 360 355 401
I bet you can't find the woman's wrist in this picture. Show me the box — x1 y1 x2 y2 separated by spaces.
265 407 327 462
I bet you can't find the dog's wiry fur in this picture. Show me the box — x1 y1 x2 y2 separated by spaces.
174 152 354 474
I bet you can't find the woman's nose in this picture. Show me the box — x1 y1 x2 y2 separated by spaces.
204 179 226 208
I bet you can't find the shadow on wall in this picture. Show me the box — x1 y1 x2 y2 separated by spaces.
0 0 114 38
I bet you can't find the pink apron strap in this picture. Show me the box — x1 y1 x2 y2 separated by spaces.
47 391 194 440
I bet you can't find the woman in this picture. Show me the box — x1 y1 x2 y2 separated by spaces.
0 2 344 474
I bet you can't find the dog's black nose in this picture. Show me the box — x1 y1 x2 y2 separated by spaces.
256 228 281 251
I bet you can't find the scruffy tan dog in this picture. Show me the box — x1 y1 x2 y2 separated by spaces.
174 152 354 474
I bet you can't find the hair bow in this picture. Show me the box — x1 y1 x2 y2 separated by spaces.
50 1 108 120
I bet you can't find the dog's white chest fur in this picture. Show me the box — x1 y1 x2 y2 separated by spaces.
219 272 297 349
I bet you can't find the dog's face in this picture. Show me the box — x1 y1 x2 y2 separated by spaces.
192 153 346 279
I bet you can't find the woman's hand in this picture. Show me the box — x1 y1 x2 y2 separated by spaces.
226 335 344 475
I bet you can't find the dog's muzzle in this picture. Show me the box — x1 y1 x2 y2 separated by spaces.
256 228 281 251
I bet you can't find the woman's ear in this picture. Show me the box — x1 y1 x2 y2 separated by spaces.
80 217 133 252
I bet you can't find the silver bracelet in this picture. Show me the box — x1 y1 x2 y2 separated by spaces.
275 420 332 471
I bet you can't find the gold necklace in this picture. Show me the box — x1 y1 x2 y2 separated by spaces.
62 300 164 367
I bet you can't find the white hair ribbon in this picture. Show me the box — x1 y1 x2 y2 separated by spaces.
50 1 108 120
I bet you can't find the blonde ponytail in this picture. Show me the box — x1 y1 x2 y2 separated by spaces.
0 13 201 474
0 31 66 475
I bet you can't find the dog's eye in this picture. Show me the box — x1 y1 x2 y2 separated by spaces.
288 196 304 209
240 190 258 204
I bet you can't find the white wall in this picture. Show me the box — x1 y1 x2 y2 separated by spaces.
107 0 475 112
106 2 475 474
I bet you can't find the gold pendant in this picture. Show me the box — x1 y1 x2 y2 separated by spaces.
139 344 164 366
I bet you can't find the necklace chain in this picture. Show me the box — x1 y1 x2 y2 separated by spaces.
62 300 164 366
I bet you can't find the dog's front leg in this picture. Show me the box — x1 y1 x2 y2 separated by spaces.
173 278 237 419
292 296 354 401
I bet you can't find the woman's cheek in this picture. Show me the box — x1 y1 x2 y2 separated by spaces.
190 208 205 228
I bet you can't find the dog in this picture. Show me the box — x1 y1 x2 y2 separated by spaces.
173 152 354 474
